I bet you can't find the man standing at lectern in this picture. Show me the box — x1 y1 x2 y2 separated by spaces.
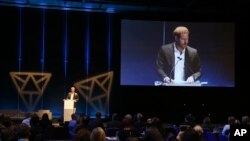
66 86 79 113
156 26 202 83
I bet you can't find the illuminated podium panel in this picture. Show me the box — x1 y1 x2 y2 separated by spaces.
63 99 74 122
154 81 207 87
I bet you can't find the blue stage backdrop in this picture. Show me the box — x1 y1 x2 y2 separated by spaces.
0 6 114 118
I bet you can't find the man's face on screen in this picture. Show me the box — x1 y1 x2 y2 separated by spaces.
176 33 189 49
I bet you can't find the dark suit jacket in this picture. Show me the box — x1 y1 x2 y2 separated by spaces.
156 43 201 81
66 92 79 108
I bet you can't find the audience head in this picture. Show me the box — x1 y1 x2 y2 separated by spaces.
146 118 152 127
112 113 119 121
42 113 50 121
242 115 250 125
176 131 184 141
136 113 143 121
90 127 106 141
203 116 211 124
81 114 90 125
124 114 133 120
151 117 162 128
122 114 133 127
76 128 91 141
16 123 30 139
144 127 164 141
193 125 204 136
228 116 235 125
96 112 102 119
185 113 195 124
71 113 77 120
30 113 40 126
182 128 201 141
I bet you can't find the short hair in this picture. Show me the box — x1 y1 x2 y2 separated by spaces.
173 26 189 37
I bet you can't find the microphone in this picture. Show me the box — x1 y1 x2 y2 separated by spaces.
169 56 182 83
177 56 182 60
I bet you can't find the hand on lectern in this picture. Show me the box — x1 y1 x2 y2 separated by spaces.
163 76 174 83
186 76 194 83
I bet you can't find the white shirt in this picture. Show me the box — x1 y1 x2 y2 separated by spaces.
22 117 31 127
174 43 185 83
70 93 74 100
222 124 230 135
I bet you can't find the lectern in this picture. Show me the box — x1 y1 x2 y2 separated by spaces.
63 99 74 122
154 81 208 86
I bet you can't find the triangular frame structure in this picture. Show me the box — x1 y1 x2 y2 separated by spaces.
74 71 113 114
10 72 52 111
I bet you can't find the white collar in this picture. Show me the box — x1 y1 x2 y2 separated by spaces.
174 43 186 55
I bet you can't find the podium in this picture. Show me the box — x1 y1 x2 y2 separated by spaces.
63 99 75 122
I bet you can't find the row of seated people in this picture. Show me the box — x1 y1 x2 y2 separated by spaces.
68 112 250 141
0 112 55 141
0 112 73 141
1 112 249 141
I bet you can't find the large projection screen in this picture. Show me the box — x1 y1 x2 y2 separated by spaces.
121 19 235 87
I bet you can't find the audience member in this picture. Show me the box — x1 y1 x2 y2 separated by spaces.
88 112 104 131
90 127 106 141
16 123 30 141
39 113 52 133
143 126 164 141
242 115 250 125
22 113 32 128
76 128 91 141
222 116 235 136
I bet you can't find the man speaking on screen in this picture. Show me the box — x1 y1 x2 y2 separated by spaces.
156 26 201 83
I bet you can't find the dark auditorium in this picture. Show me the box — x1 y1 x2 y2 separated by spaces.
0 0 249 141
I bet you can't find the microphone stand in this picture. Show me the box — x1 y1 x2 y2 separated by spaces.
169 57 182 83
